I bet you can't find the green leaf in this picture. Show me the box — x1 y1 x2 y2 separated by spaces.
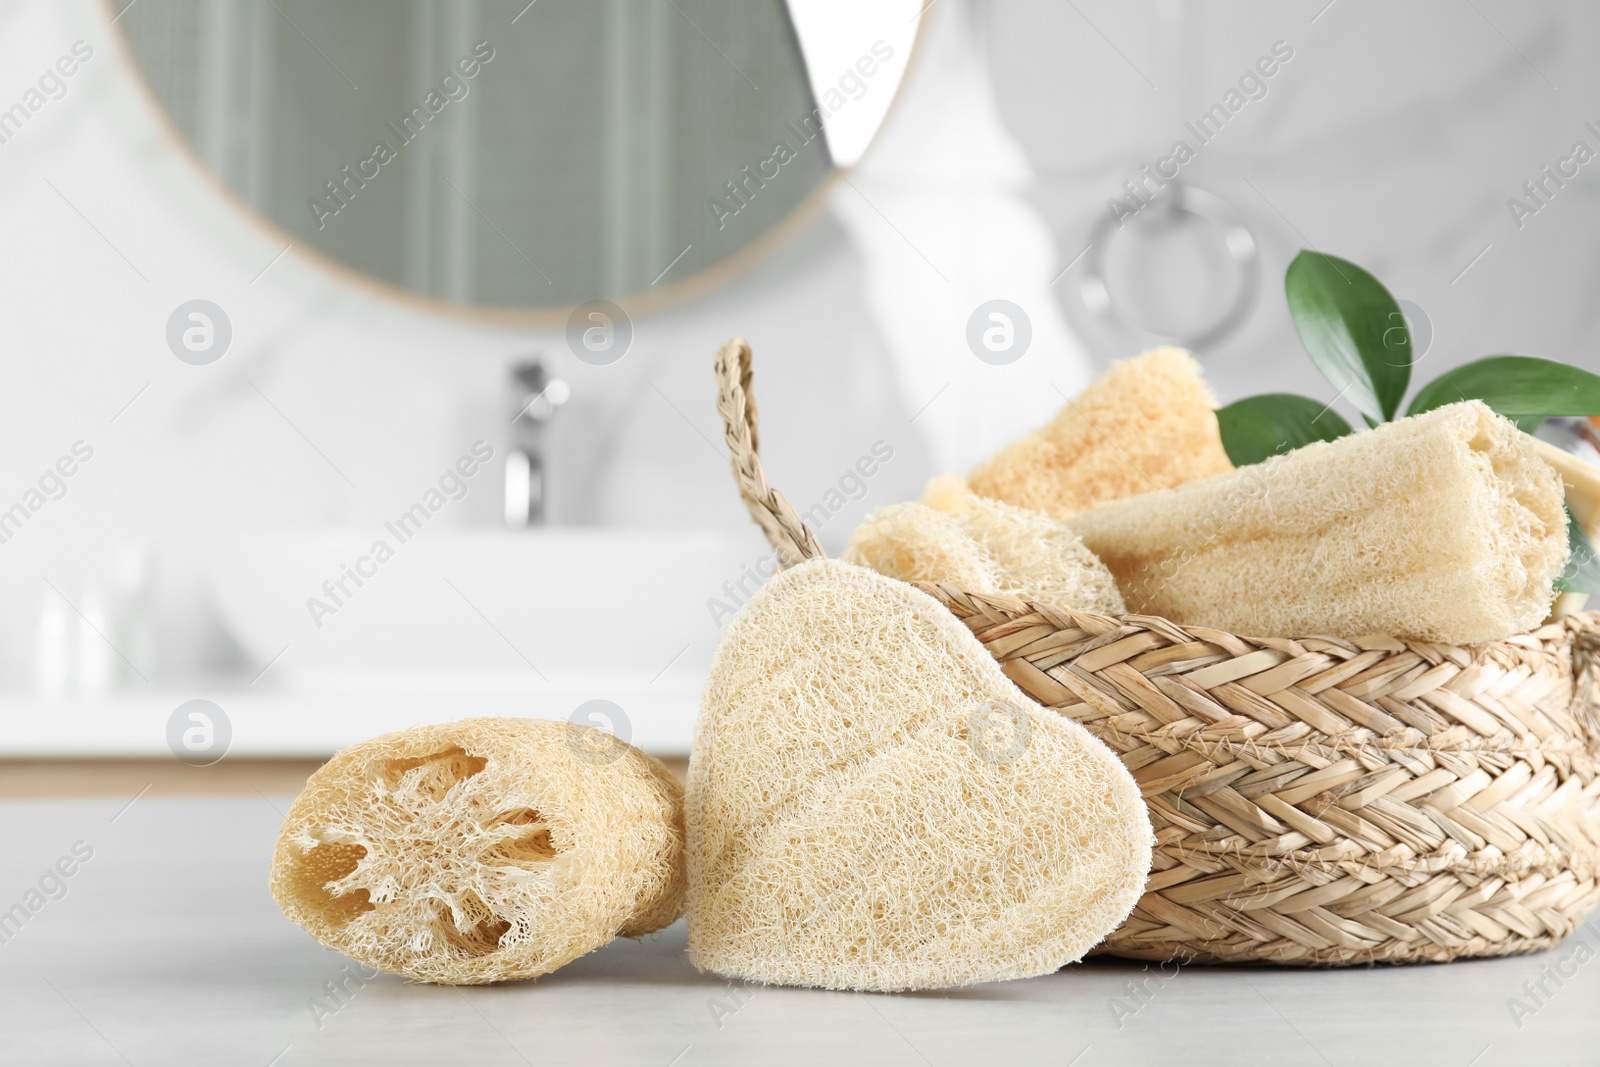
1285 250 1412 424
1555 505 1600 595
1216 393 1356 467
1405 355 1600 421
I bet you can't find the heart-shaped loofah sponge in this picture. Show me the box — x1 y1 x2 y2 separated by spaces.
686 559 1152 992
270 717 686 984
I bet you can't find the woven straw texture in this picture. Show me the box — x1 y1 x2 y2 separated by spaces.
713 336 1600 966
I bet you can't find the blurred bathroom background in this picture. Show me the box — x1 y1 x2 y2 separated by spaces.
1 0 1597 763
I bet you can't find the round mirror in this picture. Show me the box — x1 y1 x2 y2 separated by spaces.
111 0 919 314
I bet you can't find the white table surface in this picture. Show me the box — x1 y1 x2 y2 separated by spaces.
2 795 1596 1067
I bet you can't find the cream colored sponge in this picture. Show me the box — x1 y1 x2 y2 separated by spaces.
963 347 1233 517
270 717 686 984
1069 401 1569 644
843 487 1125 614
687 559 1151 992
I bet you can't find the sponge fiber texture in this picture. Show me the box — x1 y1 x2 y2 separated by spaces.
1068 401 1569 644
270 717 686 984
844 486 1125 614
963 347 1233 517
687 559 1152 992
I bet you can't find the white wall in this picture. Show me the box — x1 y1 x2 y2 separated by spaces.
2 0 1598 749
979 0 1600 394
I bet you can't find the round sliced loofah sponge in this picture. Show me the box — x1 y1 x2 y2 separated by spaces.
270 717 686 984
687 559 1152 992
843 492 1125 615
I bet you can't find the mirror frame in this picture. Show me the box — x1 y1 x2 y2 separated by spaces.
101 0 928 326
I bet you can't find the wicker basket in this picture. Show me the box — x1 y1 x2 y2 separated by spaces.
714 336 1600 965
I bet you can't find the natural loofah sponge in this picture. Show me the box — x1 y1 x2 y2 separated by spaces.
270 717 686 984
1068 401 1570 644
960 347 1233 517
687 559 1151 992
843 489 1125 614
843 503 999 593
920 473 973 515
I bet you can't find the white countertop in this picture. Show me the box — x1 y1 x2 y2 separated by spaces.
2 794 1596 1066
0 681 700 759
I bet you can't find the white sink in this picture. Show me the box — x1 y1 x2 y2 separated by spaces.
191 528 747 754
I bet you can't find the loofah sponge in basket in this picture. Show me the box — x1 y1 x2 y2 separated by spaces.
714 336 1600 967
1067 400 1569 646
843 493 1125 615
959 347 1233 517
270 717 686 984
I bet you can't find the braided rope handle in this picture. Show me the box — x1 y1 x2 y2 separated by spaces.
1569 611 1600 751
714 337 825 568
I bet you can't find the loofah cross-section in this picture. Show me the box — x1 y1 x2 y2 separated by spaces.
959 347 1233 518
686 559 1153 992
844 491 1125 615
270 717 686 984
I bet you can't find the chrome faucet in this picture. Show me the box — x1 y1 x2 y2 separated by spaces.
506 357 569 526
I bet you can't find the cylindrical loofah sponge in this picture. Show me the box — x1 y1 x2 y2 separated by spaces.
1068 400 1570 644
269 717 686 984
687 558 1152 993
843 490 1125 615
959 347 1233 517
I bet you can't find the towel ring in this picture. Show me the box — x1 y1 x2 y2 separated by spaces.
1076 183 1260 352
